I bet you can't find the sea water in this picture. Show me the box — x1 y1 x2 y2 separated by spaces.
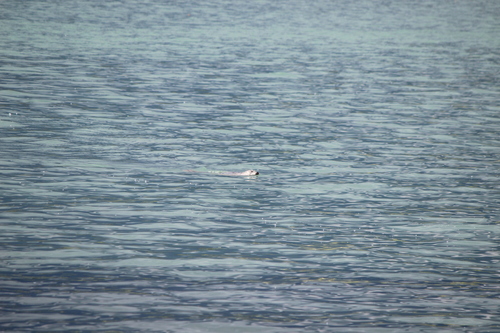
1 0 499 331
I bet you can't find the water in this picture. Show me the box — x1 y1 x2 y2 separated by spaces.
1 0 500 331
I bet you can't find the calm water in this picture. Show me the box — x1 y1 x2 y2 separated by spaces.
1 0 500 331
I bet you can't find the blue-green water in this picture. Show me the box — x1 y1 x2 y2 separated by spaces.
1 0 499 331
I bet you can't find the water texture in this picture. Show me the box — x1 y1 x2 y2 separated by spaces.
1 0 499 331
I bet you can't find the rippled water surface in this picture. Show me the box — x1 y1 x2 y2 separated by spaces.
1 0 500 331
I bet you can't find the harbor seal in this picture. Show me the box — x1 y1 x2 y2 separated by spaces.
184 169 259 176
210 170 259 176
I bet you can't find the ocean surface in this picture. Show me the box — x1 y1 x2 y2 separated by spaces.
1 0 499 331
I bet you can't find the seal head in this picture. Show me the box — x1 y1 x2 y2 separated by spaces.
240 170 259 176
